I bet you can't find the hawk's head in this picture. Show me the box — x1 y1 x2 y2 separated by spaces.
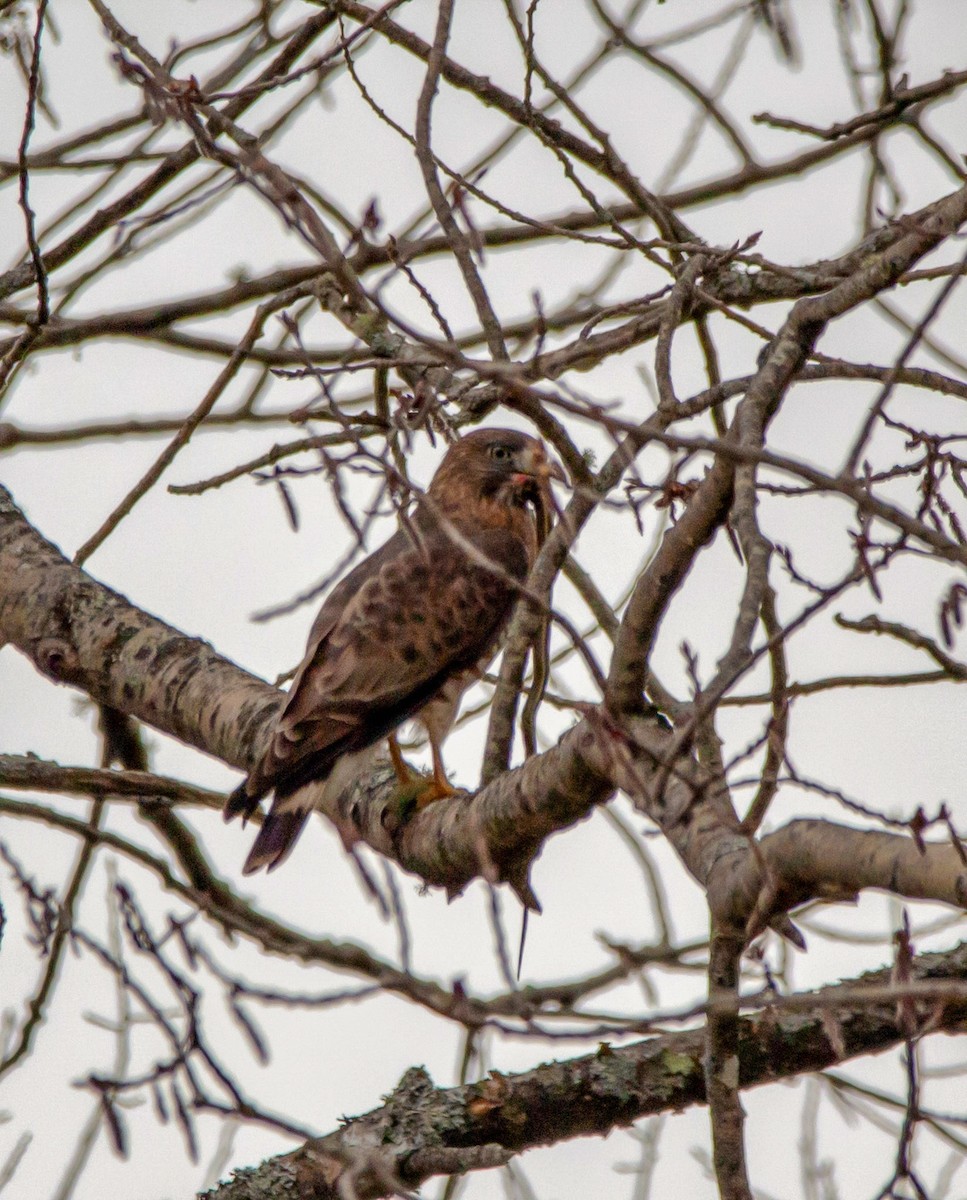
430 428 565 511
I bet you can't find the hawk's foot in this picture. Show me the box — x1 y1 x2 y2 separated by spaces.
414 775 460 809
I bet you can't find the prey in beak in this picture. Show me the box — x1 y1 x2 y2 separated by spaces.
511 442 567 491
511 443 566 549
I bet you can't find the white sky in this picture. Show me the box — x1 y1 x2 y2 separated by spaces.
1 2 967 1198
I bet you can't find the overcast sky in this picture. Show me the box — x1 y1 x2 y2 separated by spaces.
2 3 967 1198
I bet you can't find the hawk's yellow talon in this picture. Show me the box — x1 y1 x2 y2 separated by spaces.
388 733 417 785
414 776 460 809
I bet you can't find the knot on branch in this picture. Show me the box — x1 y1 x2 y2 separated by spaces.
31 636 82 685
389 1064 436 1109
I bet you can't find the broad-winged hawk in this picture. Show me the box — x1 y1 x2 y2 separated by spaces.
226 428 560 874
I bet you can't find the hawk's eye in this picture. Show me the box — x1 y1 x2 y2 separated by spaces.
489 443 513 463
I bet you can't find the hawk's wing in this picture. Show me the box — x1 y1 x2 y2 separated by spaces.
232 524 529 872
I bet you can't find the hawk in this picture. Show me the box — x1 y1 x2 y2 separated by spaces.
226 427 561 874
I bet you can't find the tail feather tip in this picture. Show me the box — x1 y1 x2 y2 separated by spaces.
240 807 309 875
225 780 258 825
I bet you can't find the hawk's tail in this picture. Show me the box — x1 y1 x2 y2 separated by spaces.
241 802 311 875
224 779 261 824
224 776 313 874
227 752 342 872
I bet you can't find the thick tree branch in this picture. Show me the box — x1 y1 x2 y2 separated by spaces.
0 481 613 901
204 940 967 1200
3 482 965 933
0 485 278 772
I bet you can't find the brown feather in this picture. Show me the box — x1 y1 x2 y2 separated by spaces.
227 428 560 872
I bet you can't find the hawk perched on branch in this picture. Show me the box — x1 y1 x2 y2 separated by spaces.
226 428 562 874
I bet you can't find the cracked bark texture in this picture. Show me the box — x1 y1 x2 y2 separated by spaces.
204 942 967 1200
0 486 278 773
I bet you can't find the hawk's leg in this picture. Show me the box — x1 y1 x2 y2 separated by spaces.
414 737 460 808
388 733 417 785
389 733 459 808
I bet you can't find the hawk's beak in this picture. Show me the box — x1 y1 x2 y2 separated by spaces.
517 445 567 487
543 456 567 486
